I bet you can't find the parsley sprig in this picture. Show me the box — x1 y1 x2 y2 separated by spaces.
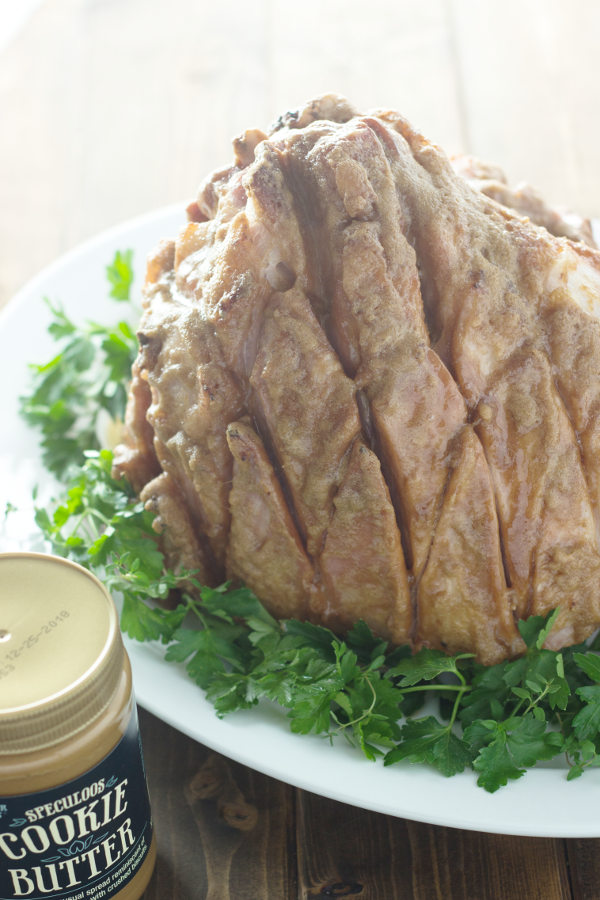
20 250 137 479
15 249 600 792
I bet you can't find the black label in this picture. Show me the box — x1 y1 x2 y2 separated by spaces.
0 709 153 899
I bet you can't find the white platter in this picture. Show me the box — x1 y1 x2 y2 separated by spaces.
1 206 599 838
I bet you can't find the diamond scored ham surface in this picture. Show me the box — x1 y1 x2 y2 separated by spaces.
113 95 600 664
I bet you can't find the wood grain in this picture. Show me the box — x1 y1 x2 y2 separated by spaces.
449 0 600 217
139 709 297 899
296 792 572 900
404 825 571 900
3 0 600 309
565 839 600 900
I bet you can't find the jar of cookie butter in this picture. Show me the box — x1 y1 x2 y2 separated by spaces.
0 552 156 900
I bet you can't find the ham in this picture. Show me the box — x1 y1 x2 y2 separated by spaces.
114 95 600 662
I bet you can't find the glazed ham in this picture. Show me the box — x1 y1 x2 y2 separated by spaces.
113 95 600 664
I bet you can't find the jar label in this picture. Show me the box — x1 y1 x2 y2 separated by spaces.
0 709 153 899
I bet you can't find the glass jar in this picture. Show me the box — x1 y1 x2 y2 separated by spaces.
0 552 156 899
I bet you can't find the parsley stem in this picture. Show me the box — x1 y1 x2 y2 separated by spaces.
522 682 551 715
510 681 551 718
331 675 378 735
400 684 472 695
448 684 469 730
67 505 109 541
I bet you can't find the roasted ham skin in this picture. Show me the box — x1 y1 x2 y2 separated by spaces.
114 94 600 663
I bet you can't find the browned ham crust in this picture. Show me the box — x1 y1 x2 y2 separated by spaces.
114 94 600 663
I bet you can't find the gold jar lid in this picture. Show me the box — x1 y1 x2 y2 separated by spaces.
0 552 125 753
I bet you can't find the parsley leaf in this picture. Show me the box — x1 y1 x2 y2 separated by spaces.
106 249 134 300
389 648 474 685
573 651 600 683
572 686 600 741
518 608 561 650
385 716 472 777
466 715 563 792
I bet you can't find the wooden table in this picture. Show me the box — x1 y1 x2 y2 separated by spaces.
3 1 600 896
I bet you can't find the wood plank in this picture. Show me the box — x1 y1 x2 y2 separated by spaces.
0 0 271 307
3 0 598 306
448 0 600 216
565 838 600 900
405 822 572 900
268 0 466 151
138 708 297 899
296 790 573 899
0 0 468 309
296 790 413 898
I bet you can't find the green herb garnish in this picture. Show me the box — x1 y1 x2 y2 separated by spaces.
20 250 138 479
16 250 600 792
